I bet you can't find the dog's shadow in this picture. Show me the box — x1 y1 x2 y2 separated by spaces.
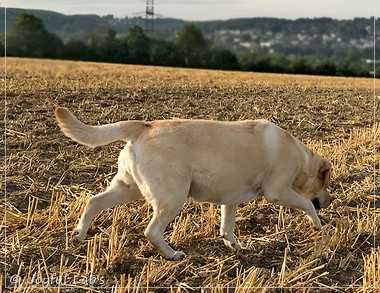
188 236 288 271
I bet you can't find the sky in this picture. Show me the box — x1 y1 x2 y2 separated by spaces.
2 0 379 21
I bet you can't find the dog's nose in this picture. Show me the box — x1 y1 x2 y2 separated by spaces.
312 198 321 210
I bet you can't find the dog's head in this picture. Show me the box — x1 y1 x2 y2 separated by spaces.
293 154 332 209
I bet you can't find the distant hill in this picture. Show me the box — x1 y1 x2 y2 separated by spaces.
0 8 378 62
0 8 185 42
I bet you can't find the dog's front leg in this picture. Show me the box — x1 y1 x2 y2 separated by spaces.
220 204 241 251
143 193 188 261
265 188 322 229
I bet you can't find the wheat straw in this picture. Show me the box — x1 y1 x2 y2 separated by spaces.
2 57 378 291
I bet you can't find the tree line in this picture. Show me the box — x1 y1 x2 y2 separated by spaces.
1 13 374 77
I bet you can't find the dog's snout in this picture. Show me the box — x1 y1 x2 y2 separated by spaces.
313 192 333 210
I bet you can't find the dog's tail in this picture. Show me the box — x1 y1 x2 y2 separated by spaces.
55 107 147 148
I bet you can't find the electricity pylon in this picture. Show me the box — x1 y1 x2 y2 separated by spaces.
145 0 154 33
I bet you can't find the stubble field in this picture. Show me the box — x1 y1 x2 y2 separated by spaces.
1 57 379 292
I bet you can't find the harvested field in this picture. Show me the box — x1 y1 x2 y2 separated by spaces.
1 57 379 292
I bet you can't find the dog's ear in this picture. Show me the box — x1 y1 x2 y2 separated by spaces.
318 159 331 187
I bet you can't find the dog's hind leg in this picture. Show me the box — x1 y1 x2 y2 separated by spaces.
220 204 240 251
74 175 141 241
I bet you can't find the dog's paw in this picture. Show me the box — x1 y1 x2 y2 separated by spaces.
232 242 241 251
72 228 87 242
171 250 186 261
312 219 322 230
223 239 241 251
224 241 241 251
307 215 322 230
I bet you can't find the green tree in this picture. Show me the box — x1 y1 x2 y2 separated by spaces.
267 53 288 73
0 33 5 57
7 13 63 58
314 60 337 76
175 24 210 68
149 38 182 66
290 56 313 75
62 40 89 61
337 59 357 77
126 26 150 65
239 51 292 73
210 48 240 70
376 67 380 78
239 52 266 72
87 28 126 63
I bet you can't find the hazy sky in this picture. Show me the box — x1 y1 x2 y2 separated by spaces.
2 0 379 21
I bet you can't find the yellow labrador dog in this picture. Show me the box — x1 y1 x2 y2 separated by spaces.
55 107 332 260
